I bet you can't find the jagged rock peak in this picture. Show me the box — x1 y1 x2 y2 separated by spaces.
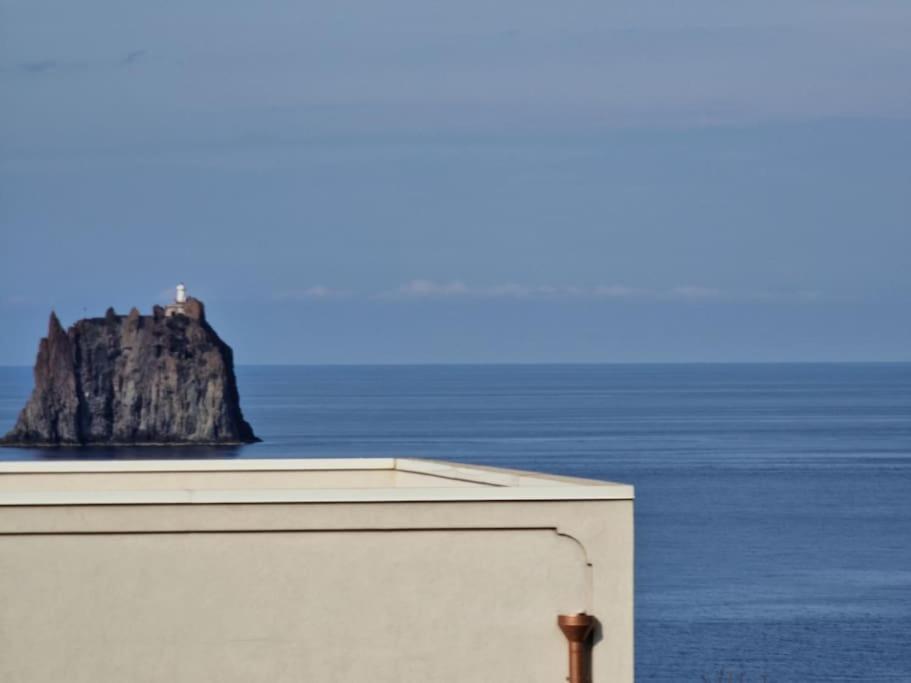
1 300 258 447
48 310 65 338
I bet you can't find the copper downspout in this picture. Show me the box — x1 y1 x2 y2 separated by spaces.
558 613 594 683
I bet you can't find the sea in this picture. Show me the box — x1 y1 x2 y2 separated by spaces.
1 363 909 682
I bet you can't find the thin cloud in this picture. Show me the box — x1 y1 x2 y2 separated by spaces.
796 290 823 302
377 280 649 301
592 285 649 299
666 285 725 301
375 281 823 303
18 60 57 74
269 281 826 303
122 50 147 66
13 52 147 77
2 295 30 307
378 280 470 299
275 286 350 300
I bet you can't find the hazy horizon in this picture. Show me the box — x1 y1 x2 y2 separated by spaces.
3 1 909 364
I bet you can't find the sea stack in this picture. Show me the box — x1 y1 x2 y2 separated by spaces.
1 286 257 447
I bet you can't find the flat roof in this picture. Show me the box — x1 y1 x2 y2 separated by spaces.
0 457 634 506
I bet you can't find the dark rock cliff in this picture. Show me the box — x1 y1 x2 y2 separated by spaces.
1 298 257 446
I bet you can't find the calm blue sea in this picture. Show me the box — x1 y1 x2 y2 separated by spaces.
2 363 910 681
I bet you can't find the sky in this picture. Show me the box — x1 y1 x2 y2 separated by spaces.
1 0 910 364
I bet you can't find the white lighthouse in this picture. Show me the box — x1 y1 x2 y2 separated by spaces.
165 283 188 317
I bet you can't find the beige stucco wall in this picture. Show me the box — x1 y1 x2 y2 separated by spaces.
0 462 633 683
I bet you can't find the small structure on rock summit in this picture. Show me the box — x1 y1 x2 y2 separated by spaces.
164 283 188 317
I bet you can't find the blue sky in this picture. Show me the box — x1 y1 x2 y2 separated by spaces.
1 0 909 363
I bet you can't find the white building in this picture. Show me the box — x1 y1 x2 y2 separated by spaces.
164 283 188 317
